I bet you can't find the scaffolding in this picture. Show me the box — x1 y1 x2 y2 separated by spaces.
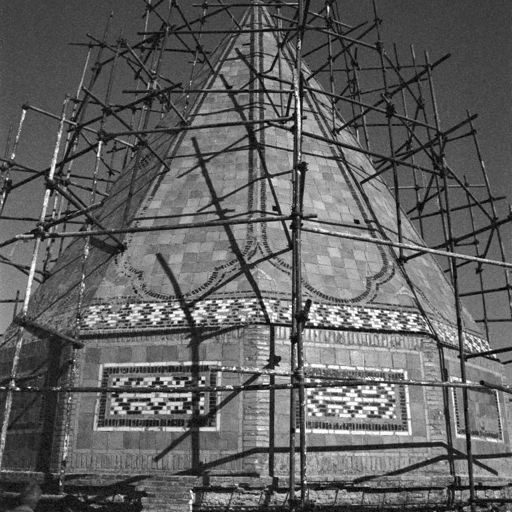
0 1 512 510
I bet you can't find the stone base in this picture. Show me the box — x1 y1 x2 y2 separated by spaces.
194 476 512 511
2 472 512 512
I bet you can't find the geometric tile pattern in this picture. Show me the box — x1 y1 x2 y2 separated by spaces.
80 298 489 354
95 363 218 430
304 366 410 435
308 384 396 420
109 375 207 416
451 378 503 442
431 320 488 354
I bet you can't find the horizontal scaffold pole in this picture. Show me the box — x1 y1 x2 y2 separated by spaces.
465 345 512 361
301 224 512 271
0 214 315 248
460 284 512 298
0 377 508 395
24 104 134 149
107 115 294 137
14 317 84 349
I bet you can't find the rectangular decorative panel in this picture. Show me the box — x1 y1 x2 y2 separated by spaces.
95 362 219 431
304 365 411 435
452 379 502 442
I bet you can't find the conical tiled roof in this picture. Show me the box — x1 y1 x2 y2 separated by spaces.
23 3 487 353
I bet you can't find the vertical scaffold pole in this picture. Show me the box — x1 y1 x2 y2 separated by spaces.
0 109 26 215
464 176 490 341
290 0 308 507
425 51 476 512
467 113 512 318
372 0 403 261
59 31 122 489
0 97 69 470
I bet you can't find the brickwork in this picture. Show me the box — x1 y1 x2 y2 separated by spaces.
0 328 511 510
192 475 512 511
1 326 510 508
67 329 243 474
1 471 512 512
0 335 67 472
242 325 271 474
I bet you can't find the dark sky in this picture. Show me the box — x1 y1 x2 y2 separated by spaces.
1 1 511 349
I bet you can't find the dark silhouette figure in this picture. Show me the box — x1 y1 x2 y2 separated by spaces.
6 481 42 512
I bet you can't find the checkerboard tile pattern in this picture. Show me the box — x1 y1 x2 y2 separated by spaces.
96 363 218 430
304 366 410 434
451 378 503 442
80 298 489 353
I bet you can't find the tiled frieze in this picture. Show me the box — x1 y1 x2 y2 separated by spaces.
95 362 219 431
80 298 489 354
451 378 503 442
431 320 487 354
304 365 411 435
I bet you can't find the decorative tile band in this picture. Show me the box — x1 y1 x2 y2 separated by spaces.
304 365 410 435
80 298 489 354
431 320 486 355
451 378 503 442
95 362 219 431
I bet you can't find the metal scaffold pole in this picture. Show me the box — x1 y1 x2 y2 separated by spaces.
289 0 310 507
0 97 69 470
425 50 476 512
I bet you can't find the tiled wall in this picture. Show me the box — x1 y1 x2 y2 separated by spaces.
68 327 510 479
1 326 508 480
69 327 434 475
